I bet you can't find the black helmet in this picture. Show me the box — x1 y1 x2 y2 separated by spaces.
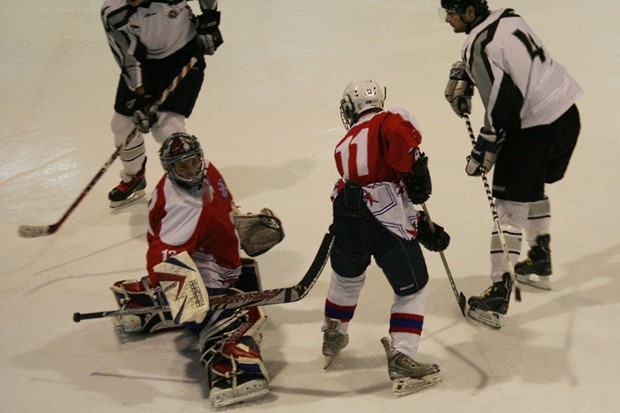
440 0 490 16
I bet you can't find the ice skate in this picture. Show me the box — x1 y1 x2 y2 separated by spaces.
322 318 349 369
380 337 441 395
108 159 147 208
209 374 269 408
467 273 512 329
515 234 551 290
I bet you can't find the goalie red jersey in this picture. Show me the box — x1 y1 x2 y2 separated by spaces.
146 161 242 289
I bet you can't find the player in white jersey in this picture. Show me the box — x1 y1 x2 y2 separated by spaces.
441 0 582 325
321 80 450 395
109 133 270 407
101 1 222 208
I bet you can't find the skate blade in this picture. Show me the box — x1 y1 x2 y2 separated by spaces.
109 189 146 208
323 354 337 369
210 380 269 408
392 373 442 396
467 307 502 329
516 274 551 290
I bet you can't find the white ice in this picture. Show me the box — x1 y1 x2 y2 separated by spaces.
1 1 619 412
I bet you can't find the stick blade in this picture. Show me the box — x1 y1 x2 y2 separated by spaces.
18 225 53 238
458 292 467 317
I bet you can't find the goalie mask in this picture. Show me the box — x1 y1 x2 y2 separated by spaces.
340 80 386 130
159 133 207 196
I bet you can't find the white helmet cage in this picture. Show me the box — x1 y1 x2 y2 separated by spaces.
340 80 386 130
159 133 206 192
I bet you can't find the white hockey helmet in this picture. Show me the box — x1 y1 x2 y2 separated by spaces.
340 80 386 130
159 133 207 195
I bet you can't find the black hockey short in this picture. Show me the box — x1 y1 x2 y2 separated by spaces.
114 43 206 117
493 104 580 202
328 182 429 297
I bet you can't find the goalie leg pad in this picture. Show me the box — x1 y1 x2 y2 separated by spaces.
199 304 269 407
110 277 178 334
198 303 267 367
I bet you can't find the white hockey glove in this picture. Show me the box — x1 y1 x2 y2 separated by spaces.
465 129 505 176
445 61 474 118
196 10 223 55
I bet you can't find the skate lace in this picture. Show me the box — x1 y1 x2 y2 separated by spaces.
115 175 144 193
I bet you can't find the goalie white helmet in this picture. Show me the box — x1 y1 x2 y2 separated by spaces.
340 80 386 130
159 133 207 196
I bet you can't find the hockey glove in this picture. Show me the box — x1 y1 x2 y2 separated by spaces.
131 95 158 134
444 61 474 118
465 129 504 176
196 10 223 55
403 152 432 205
417 212 450 252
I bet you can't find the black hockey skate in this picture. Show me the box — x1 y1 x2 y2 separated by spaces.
467 273 512 329
109 159 147 208
515 234 551 290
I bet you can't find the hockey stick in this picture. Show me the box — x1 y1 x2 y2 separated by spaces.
73 232 334 322
18 56 200 238
421 203 467 316
463 115 521 301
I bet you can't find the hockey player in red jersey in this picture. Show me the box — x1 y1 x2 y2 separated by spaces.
101 0 222 207
321 80 450 395
441 0 582 328
110 133 270 408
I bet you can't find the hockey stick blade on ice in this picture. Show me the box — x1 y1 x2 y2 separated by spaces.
18 57 200 238
73 233 334 322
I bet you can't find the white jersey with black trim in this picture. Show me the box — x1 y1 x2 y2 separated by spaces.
126 1 197 61
462 8 583 132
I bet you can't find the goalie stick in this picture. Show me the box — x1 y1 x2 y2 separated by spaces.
17 56 200 239
73 232 334 322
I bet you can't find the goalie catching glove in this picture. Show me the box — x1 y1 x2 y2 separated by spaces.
466 129 505 176
234 207 285 257
445 61 474 118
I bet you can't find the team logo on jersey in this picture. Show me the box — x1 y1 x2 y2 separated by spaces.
216 178 229 199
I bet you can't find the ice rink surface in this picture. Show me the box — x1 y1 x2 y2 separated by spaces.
1 1 619 412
